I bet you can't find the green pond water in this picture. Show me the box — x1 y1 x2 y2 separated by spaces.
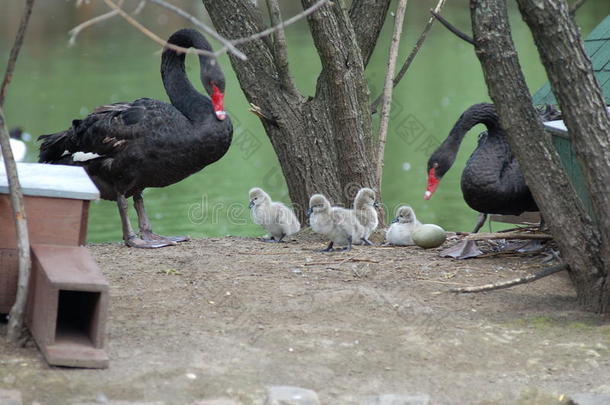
1 1 607 243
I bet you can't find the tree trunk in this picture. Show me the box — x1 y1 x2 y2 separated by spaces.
470 0 609 312
1 0 35 344
201 0 390 220
516 0 610 309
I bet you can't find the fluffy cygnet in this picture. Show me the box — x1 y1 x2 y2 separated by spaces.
249 187 300 242
307 194 364 252
353 187 379 245
385 205 421 246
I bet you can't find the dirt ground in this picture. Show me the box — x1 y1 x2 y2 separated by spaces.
1 231 610 405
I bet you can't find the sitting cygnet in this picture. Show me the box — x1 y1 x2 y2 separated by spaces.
249 187 300 242
307 194 365 252
353 187 379 245
386 205 422 246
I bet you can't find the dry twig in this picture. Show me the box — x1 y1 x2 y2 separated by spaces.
102 0 218 58
73 0 329 62
68 0 124 47
228 0 330 46
449 263 568 293
429 10 474 45
265 0 296 92
0 0 35 345
375 0 408 208
144 0 246 60
371 0 447 113
569 0 587 15
465 231 552 241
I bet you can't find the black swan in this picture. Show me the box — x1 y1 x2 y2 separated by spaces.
425 103 547 220
38 28 233 248
424 103 558 258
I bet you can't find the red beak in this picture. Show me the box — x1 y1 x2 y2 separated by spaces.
211 84 226 120
424 167 440 200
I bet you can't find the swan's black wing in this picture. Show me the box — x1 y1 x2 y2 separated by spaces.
38 98 184 164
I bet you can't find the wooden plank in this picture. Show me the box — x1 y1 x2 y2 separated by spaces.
0 195 87 249
31 244 108 291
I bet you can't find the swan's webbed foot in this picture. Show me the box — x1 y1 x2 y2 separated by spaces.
318 241 335 253
125 234 176 249
259 238 279 243
440 240 483 259
140 230 189 245
361 238 374 246
259 235 286 243
131 192 189 247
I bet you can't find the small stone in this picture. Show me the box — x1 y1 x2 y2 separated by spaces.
364 394 430 405
265 386 321 405
186 373 198 380
96 393 109 403
0 389 22 405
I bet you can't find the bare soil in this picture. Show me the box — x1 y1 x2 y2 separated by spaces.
1 232 610 405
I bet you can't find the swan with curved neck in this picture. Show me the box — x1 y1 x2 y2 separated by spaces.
425 103 537 219
38 28 233 248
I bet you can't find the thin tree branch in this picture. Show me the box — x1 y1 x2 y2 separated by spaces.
375 0 408 205
569 0 587 15
265 0 297 93
74 0 329 62
144 0 246 60
133 0 146 14
449 263 568 293
229 0 330 46
371 0 447 114
430 10 474 45
102 0 218 58
465 231 553 241
0 0 35 345
68 0 124 47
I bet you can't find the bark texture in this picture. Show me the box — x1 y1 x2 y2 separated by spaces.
1 0 35 344
470 0 609 311
516 0 610 307
202 0 390 219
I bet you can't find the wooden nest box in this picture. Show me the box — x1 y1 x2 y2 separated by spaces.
0 163 109 368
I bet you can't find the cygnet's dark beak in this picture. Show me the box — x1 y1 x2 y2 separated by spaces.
391 217 399 223
373 201 381 208
248 200 255 209
306 207 313 217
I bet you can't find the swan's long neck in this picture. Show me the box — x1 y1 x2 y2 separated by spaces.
437 103 502 168
448 102 500 146
161 29 213 122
